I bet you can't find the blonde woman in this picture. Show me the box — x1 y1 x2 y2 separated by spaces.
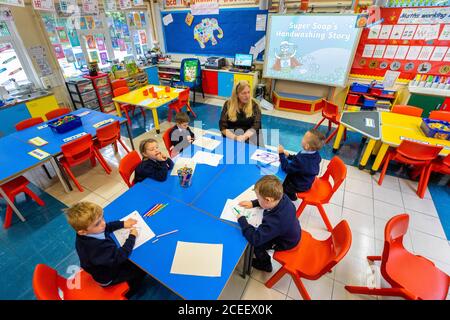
219 80 264 146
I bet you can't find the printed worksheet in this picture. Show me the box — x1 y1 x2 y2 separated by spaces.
362 44 375 58
430 47 448 61
367 24 381 39
390 25 405 39
406 46 422 60
439 25 450 41
394 46 409 60
379 25 393 39
372 45 386 59
401 25 417 40
28 137 48 147
417 46 434 60
383 45 398 59
250 149 280 167
220 199 263 227
192 151 223 166
192 136 221 151
113 210 155 250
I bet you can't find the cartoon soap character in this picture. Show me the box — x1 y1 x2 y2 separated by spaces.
193 18 224 49
271 41 301 71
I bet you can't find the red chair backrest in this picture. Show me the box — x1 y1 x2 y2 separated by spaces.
321 156 347 200
111 79 128 90
396 140 443 162
174 88 190 108
15 117 44 131
96 120 122 149
392 105 423 117
322 99 339 119
119 150 141 188
162 127 174 153
429 110 450 122
33 264 66 300
45 108 71 120
61 134 95 166
443 154 450 167
322 220 352 273
113 86 130 97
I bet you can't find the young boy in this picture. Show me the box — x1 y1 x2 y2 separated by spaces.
135 138 174 183
170 112 195 155
237 175 301 272
65 201 146 298
278 129 325 201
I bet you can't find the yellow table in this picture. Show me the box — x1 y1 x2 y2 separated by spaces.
112 85 180 133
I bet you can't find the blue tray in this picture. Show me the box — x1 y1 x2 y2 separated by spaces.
48 115 82 134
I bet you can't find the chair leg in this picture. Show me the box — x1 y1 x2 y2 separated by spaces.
42 164 52 179
377 154 392 186
313 117 325 130
292 275 311 300
328 120 332 132
3 193 15 228
367 256 382 261
168 108 173 123
324 127 339 144
296 201 307 218
113 142 118 153
317 204 333 232
117 139 130 153
23 188 45 207
123 108 132 127
139 107 146 121
417 165 431 199
62 164 83 192
345 285 408 299
94 149 112 174
186 103 197 119
343 128 347 141
265 268 288 288
90 154 97 168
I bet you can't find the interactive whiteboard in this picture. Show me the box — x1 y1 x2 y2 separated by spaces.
263 14 362 87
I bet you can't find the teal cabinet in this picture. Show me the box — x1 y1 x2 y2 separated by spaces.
218 72 234 98
0 103 31 137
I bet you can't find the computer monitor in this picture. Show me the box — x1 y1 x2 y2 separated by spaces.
234 54 253 69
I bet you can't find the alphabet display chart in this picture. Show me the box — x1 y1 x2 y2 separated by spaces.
351 7 450 80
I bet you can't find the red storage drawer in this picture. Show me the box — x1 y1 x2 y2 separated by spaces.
202 70 218 95
346 94 360 104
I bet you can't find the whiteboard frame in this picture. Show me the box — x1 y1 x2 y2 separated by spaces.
262 13 363 87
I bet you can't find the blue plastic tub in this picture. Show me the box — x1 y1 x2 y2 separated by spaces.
48 115 82 134
362 95 377 108
420 118 450 140
350 82 370 93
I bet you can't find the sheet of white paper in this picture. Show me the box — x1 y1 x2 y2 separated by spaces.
139 98 156 105
401 25 417 40
254 36 266 54
430 46 448 61
413 24 429 40
220 199 263 227
425 24 440 41
113 211 155 250
394 46 409 59
383 70 400 89
418 46 434 60
77 111 91 117
406 46 422 60
152 86 163 92
379 25 393 39
256 14 266 31
362 44 375 58
192 151 223 166
365 118 375 128
367 24 381 39
170 241 223 277
383 45 398 59
439 25 450 41
234 185 257 203
192 136 221 151
390 25 405 39
372 45 386 59
163 14 173 26
251 149 280 167
170 157 196 176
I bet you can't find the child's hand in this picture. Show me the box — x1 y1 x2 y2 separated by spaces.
239 201 253 209
284 150 290 157
278 145 284 154
130 228 138 237
187 136 193 143
236 135 246 142
160 154 168 161
124 218 137 229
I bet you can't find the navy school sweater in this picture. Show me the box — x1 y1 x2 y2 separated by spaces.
169 125 195 152
75 221 136 285
134 157 174 183
237 194 301 250
279 151 321 192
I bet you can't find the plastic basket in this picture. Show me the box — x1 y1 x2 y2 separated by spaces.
362 95 377 108
48 115 82 134
346 94 360 104
420 118 450 140
350 82 370 93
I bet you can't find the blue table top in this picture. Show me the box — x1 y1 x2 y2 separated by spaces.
10 109 126 155
104 182 247 300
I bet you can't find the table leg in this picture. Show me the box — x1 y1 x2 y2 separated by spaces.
247 245 254 275
332 125 346 153
125 122 135 150
114 101 122 117
50 157 72 193
371 143 390 175
152 108 160 134
359 138 376 170
0 186 26 222
371 140 382 156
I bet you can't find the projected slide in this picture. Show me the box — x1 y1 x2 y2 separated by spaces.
263 14 361 87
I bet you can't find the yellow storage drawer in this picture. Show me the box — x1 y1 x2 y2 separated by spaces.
25 95 59 121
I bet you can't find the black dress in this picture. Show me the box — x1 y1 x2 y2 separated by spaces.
219 100 264 146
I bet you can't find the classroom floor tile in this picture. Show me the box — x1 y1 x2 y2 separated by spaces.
373 185 404 207
240 278 286 300
345 178 373 197
286 275 334 300
332 280 377 300
343 192 374 216
402 193 439 217
342 209 375 238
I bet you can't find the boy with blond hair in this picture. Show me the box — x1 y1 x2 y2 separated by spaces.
238 175 301 272
65 201 146 298
278 128 325 201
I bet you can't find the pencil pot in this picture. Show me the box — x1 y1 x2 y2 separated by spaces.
177 167 193 188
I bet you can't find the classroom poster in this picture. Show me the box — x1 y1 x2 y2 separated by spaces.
52 44 65 59
133 0 143 6
86 16 95 29
140 12 146 26
89 50 99 62
397 7 450 25
75 52 86 67
133 13 141 28
0 0 24 7
82 0 99 15
135 44 142 55
94 15 103 28
117 38 125 51
122 23 130 36
41 14 56 32
100 51 108 64
67 29 80 47
139 30 147 44
103 0 116 11
79 17 87 30
29 45 52 76
56 27 69 43
96 35 106 50
185 12 194 26
59 0 76 13
119 0 132 9
86 35 96 49
32 0 55 11
64 48 75 62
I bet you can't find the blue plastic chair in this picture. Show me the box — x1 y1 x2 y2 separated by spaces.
170 58 204 107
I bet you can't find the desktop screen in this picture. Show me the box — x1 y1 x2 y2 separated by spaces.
234 54 253 67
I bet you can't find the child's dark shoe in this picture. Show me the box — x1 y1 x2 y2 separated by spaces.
252 258 273 272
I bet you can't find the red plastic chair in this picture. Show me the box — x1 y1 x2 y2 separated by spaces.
345 214 449 300
429 110 450 122
33 264 129 300
113 87 146 126
296 156 347 232
94 120 130 173
266 220 352 300
111 79 127 90
391 105 423 117
416 154 450 199
45 107 71 120
15 117 44 131
313 99 346 144
162 127 174 155
59 134 111 192
119 150 141 188
378 141 442 196
0 176 45 229
168 88 196 123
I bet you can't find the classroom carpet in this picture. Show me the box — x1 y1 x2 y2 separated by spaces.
1 102 448 300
